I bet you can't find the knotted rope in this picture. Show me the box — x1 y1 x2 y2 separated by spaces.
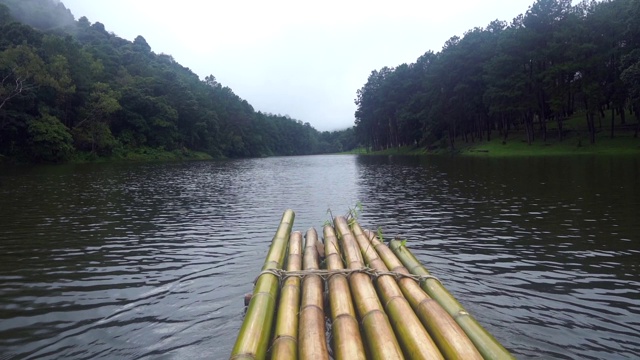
254 267 440 286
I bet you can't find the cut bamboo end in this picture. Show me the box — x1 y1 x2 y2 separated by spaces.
298 228 329 360
389 239 516 360
363 229 483 360
271 231 303 360
351 223 444 360
334 217 405 360
323 225 366 360
232 211 512 360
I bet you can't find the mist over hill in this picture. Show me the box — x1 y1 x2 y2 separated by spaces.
1 0 74 31
0 0 357 163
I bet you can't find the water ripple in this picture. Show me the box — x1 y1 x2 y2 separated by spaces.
0 155 639 359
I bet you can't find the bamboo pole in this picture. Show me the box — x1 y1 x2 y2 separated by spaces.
271 231 303 359
298 228 329 360
362 229 483 360
323 225 366 360
351 223 444 360
230 210 295 360
389 239 515 360
334 216 405 360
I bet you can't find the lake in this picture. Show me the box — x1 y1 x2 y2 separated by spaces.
0 154 638 359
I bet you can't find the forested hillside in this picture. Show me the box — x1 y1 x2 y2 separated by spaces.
354 0 640 151
0 0 357 163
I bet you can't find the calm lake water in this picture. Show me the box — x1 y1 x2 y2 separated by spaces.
0 155 638 359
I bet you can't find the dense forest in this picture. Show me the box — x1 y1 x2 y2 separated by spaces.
354 0 640 150
0 0 358 163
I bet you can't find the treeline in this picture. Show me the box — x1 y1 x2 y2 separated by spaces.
354 0 640 151
0 0 357 163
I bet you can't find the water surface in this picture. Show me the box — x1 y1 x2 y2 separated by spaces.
0 155 638 359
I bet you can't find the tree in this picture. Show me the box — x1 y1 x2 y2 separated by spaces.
353 0 640 149
27 112 74 162
133 35 151 53
72 82 121 154
0 45 54 110
621 51 640 137
204 74 220 88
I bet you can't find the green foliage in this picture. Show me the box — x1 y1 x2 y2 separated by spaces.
72 121 117 155
324 208 335 228
0 0 359 163
27 112 73 162
621 53 640 105
354 0 640 151
109 146 212 162
0 44 57 109
345 201 363 227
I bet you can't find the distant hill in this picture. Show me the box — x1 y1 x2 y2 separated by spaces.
0 0 357 163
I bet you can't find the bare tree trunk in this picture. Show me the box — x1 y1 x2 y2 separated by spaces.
635 105 639 138
586 112 596 144
448 126 455 150
502 116 509 143
599 108 605 130
524 112 534 145
556 116 563 141
610 107 615 139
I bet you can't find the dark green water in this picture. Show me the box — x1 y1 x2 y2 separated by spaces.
0 155 638 359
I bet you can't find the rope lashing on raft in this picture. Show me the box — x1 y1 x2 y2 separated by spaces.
254 267 441 286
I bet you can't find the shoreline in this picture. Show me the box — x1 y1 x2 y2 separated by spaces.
352 133 640 157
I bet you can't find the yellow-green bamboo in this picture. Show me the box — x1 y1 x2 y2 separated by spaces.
298 228 329 360
323 225 366 360
351 223 444 360
271 231 303 359
389 239 515 360
334 216 405 360
363 229 483 360
230 210 295 360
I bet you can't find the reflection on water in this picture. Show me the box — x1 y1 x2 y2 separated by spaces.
0 155 638 359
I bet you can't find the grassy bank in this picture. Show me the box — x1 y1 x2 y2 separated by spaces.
362 134 640 157
360 113 640 157
461 113 640 156
460 135 640 157
71 147 214 163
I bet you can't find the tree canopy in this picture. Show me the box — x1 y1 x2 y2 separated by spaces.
0 0 356 163
354 0 640 151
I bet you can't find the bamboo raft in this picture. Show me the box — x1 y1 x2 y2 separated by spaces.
230 210 514 360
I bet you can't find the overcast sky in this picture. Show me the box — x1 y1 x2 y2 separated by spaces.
60 0 539 131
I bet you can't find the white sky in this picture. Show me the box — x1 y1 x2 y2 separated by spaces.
60 0 539 131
